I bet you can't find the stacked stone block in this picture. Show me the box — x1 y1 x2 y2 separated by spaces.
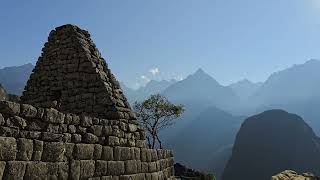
21 24 133 120
0 101 174 179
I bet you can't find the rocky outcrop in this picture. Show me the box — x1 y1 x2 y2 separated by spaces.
0 24 175 179
272 170 320 180
222 110 320 180
174 163 214 180
0 84 7 101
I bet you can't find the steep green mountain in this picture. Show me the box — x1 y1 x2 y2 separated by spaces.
222 110 320 180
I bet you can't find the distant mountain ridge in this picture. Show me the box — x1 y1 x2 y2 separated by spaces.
163 68 239 112
0 63 34 95
222 109 320 180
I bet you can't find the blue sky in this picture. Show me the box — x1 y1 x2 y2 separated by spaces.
1 0 320 88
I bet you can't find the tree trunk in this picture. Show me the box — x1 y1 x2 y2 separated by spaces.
156 135 162 149
146 136 151 148
152 135 156 149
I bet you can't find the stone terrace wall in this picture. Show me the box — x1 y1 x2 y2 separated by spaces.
0 101 174 179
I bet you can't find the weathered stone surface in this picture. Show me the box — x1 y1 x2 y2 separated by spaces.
42 142 65 162
0 126 19 137
4 161 27 179
272 170 320 180
44 108 65 124
108 161 125 175
80 160 95 178
21 104 37 118
95 160 109 176
102 146 114 161
32 140 44 161
70 160 81 180
81 115 93 127
17 138 33 160
7 116 27 129
125 160 138 174
0 161 6 179
83 133 98 143
74 143 94 160
24 162 48 179
0 114 4 126
0 137 17 160
0 101 20 115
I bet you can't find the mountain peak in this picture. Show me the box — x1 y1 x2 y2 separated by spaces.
194 68 206 75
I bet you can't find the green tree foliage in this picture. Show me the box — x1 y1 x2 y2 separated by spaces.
133 94 184 149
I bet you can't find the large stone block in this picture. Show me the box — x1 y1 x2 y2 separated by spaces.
0 137 17 160
102 146 113 161
32 140 44 161
70 160 80 180
80 160 95 179
83 133 98 143
24 162 48 179
0 126 19 137
44 108 65 124
125 160 138 174
3 161 27 179
81 115 93 127
95 160 108 176
108 136 120 146
6 116 27 129
74 143 94 160
17 138 33 161
94 144 103 160
21 104 38 118
0 101 20 115
42 142 65 162
114 147 133 161
42 132 64 141
107 161 125 176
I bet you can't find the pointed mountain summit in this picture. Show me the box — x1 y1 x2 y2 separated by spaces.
21 24 133 120
163 68 238 111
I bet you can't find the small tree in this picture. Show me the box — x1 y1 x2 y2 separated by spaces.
133 94 184 149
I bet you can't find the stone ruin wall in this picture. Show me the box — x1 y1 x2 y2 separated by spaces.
0 101 174 179
0 24 175 179
21 25 132 120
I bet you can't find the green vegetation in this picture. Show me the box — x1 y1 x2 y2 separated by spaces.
133 94 184 149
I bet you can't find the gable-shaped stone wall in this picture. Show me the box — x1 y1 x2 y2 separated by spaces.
21 24 132 120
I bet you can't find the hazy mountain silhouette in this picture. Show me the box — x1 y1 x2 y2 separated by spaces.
121 79 176 103
222 110 320 180
162 68 239 112
248 59 320 134
252 59 320 105
229 79 262 101
167 107 244 179
0 63 34 95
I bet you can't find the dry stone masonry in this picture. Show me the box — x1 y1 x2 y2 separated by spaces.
0 24 175 179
